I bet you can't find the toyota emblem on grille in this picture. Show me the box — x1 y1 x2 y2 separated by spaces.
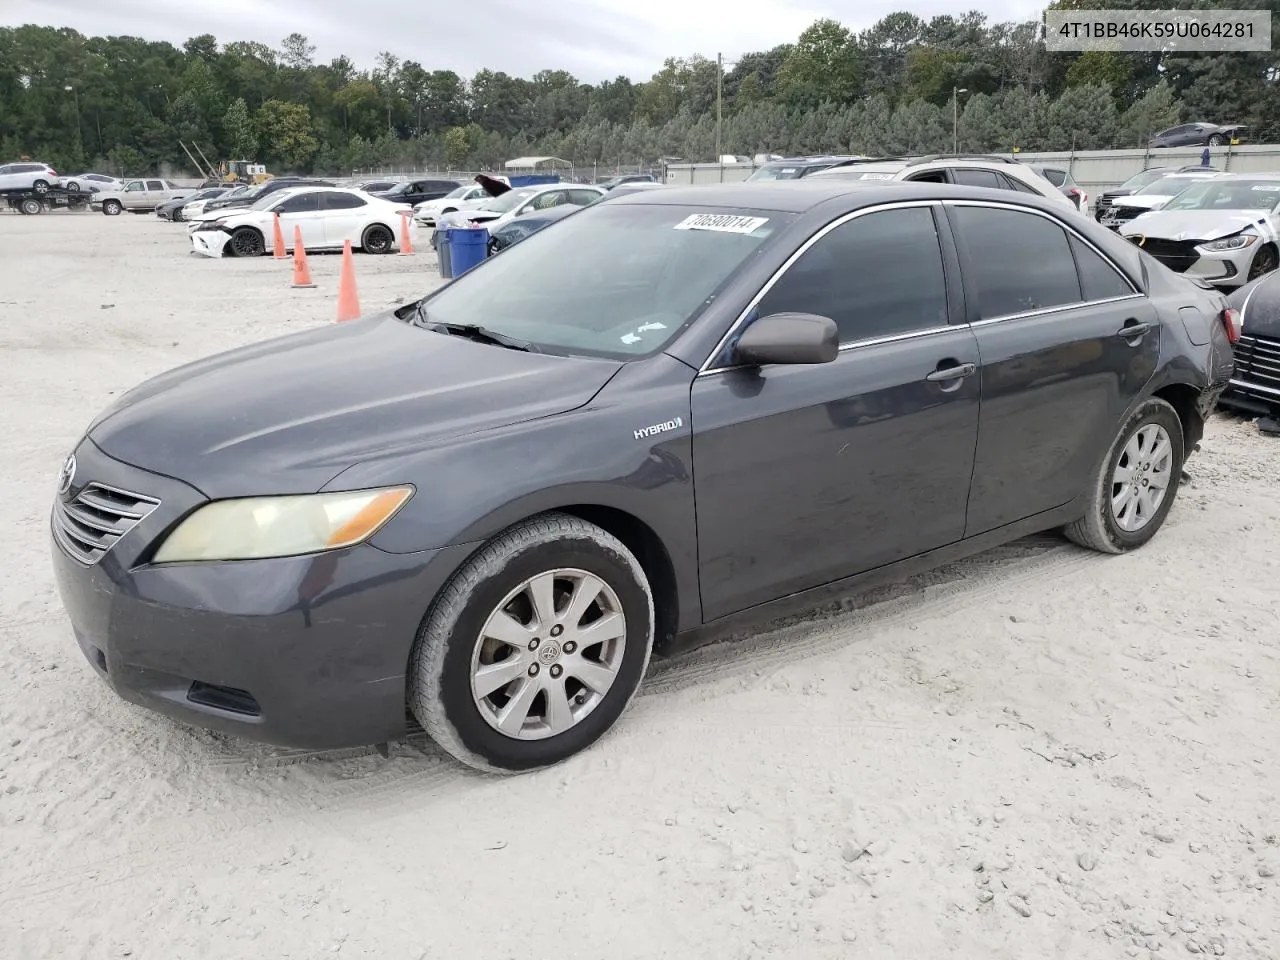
57 454 76 496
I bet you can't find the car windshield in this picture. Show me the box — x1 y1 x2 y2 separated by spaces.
249 189 298 210
481 187 539 214
1120 169 1172 191
821 167 901 181
417 204 791 359
1163 179 1280 212
1135 176 1206 196
442 185 471 199
747 164 807 181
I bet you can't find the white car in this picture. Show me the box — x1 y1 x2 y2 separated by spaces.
182 184 250 220
0 161 60 193
442 182 606 230
808 155 1081 215
413 180 509 226
1099 171 1224 231
61 172 124 194
186 186 413 258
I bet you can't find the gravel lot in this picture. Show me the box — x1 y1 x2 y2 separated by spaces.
1 209 1278 960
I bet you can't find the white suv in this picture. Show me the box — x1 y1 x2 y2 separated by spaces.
0 161 60 194
809 154 1080 214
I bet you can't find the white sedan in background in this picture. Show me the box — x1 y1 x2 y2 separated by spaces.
60 172 124 193
182 184 250 219
186 186 412 258
412 179 508 226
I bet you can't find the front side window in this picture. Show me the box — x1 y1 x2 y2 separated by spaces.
275 192 320 214
568 190 601 205
418 204 788 359
951 205 1082 318
756 206 949 344
125 182 143 192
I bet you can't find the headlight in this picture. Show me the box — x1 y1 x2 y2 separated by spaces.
152 486 414 563
1197 233 1258 253
194 219 228 231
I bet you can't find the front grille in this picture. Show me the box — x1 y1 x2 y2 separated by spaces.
1103 205 1145 226
53 482 161 565
1095 192 1121 218
1233 334 1280 394
1129 236 1201 273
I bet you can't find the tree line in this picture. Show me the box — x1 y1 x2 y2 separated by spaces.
3 1 1280 178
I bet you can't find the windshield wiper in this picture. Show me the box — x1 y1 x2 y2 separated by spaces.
411 306 538 352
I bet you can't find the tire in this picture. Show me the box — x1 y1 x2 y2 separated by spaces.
227 227 265 257
1247 243 1278 282
65 181 80 192
361 223 395 254
408 513 655 774
19 198 42 215
103 200 122 216
1208 134 1226 146
1063 398 1184 554
32 179 49 194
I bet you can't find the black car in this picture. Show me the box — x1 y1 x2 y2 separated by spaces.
1221 271 1280 428
50 181 1235 773
1149 123 1245 148
369 178 461 206
596 174 657 190
155 187 227 222
746 156 862 181
204 177 334 213
354 179 399 193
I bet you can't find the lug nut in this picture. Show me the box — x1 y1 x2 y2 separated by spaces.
528 638 540 651
550 625 563 638
550 665 563 679
563 641 577 654
528 664 540 677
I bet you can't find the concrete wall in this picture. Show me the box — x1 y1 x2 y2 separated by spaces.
664 144 1280 193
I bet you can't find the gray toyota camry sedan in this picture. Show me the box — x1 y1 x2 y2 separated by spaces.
51 180 1237 773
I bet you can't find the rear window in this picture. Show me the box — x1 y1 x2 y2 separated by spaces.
1039 168 1067 187
417 205 792 359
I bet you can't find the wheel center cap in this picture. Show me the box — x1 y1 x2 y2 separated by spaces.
537 641 562 665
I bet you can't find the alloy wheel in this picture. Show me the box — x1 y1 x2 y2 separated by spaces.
363 225 394 254
470 569 628 741
230 228 264 257
1110 424 1173 532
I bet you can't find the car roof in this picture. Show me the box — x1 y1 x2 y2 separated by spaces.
603 179 1071 215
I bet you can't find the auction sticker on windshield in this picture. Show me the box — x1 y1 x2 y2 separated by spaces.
674 213 769 234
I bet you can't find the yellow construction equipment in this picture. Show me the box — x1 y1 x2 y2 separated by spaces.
220 160 272 184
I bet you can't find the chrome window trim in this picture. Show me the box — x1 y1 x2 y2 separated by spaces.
695 199 944 376
968 293 1147 327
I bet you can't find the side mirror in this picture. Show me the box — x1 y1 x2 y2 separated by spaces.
731 312 839 367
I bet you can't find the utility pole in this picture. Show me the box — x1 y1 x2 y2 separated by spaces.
716 52 723 164
952 87 968 154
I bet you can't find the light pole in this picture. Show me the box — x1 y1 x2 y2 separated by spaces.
952 87 967 154
64 84 83 154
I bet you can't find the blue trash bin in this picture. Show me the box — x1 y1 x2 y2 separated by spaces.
435 227 453 279
447 226 489 277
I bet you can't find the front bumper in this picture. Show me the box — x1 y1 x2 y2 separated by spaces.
189 228 230 258
49 437 466 749
1120 235 1253 288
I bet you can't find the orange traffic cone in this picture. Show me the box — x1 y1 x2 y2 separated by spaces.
398 211 415 256
272 213 287 260
291 225 315 288
335 240 361 322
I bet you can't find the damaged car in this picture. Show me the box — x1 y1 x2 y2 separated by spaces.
1221 270 1280 429
1120 174 1280 288
186 186 411 258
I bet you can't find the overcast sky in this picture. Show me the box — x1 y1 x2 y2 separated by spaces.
7 0 1047 82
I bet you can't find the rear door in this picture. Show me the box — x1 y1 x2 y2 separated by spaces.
318 191 369 247
690 203 982 620
945 200 1159 534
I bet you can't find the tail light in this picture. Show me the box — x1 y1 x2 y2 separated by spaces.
49 169 57 177
1221 307 1242 344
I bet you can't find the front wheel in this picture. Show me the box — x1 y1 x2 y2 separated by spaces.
65 181 80 192
361 223 395 254
227 226 265 257
1208 134 1226 146
1247 243 1278 282
103 199 122 216
409 513 655 773
1063 398 1184 554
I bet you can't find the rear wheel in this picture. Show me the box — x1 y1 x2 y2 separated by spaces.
1208 134 1226 146
19 198 42 215
361 223 395 254
228 227 265 257
65 181 80 192
102 199 122 216
32 179 49 194
408 513 655 773
1063 398 1184 554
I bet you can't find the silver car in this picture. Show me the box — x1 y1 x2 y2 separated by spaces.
1120 174 1280 288
0 161 60 193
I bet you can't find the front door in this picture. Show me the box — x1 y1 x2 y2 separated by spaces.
691 204 982 621
273 191 326 249
944 201 1161 534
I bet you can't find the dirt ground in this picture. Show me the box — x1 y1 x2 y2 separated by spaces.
1 209 1278 960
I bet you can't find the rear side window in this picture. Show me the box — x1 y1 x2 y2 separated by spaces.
1040 168 1067 187
1002 173 1040 194
951 205 1082 318
757 206 949 343
953 169 1003 189
1069 234 1134 301
146 180 164 190
322 191 366 210
569 190 601 205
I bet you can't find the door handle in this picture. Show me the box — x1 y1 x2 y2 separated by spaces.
925 361 977 383
1116 320 1152 339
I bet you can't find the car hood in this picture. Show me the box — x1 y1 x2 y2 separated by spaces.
85 312 623 498
1120 209 1275 242
1112 194 1172 211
